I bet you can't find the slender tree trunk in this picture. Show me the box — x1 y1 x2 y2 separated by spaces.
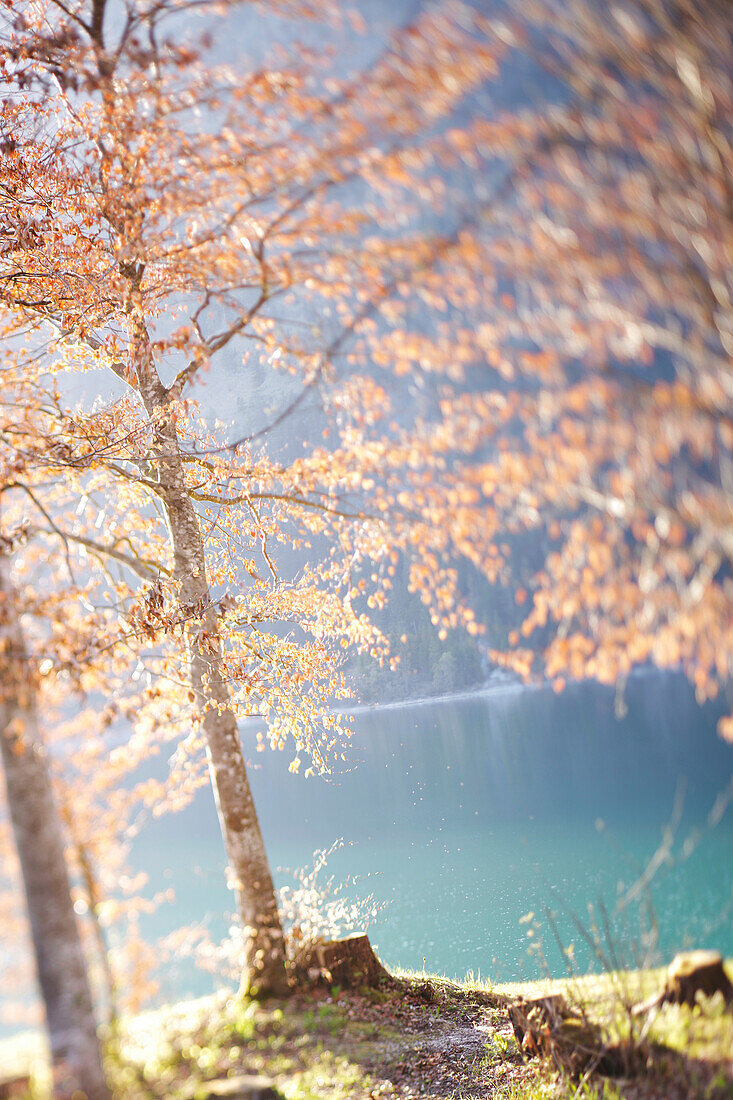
164 474 288 997
135 352 288 997
0 560 109 1100
58 790 119 1026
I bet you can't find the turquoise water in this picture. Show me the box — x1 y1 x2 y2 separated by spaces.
133 671 733 1001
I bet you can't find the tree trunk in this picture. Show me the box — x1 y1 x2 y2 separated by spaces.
58 789 119 1025
165 486 288 996
0 562 109 1100
136 357 288 997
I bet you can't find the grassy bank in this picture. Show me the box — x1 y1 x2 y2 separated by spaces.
2 963 732 1099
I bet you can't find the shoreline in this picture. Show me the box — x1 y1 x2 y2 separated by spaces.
327 661 670 719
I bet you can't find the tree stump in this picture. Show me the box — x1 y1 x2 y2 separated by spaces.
0 1078 31 1100
633 950 733 1014
507 996 631 1078
666 950 733 1005
312 933 390 988
508 995 571 1055
193 1076 280 1100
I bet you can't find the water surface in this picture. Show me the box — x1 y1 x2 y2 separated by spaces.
136 671 733 1000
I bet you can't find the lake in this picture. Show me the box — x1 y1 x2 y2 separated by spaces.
132 669 733 1002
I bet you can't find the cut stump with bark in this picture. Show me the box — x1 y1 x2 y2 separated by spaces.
507 995 632 1078
508 995 571 1054
633 950 733 1014
0 1077 31 1100
189 1076 280 1100
307 934 390 988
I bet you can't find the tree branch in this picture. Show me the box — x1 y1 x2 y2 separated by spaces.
6 482 167 581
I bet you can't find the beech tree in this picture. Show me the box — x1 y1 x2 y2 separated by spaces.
0 548 109 1099
0 0 510 997
1 0 732 1015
